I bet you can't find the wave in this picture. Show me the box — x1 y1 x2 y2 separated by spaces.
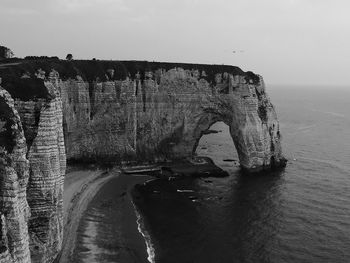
131 200 156 263
298 156 350 172
177 189 194 193
287 125 316 136
311 109 347 118
296 125 316 131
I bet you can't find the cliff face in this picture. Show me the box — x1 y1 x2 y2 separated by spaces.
0 59 285 263
16 98 66 263
0 88 30 263
1 59 286 171
58 66 285 171
0 76 66 262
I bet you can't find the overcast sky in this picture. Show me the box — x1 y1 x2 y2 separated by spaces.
1 0 349 86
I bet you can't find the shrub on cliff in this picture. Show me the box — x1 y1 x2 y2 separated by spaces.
0 46 14 59
24 56 59 60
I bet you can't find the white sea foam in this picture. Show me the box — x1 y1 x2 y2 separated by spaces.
311 109 346 118
177 189 194 193
131 200 156 263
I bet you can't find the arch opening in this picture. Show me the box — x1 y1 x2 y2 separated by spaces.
194 121 240 170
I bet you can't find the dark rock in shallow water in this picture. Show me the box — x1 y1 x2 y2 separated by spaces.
204 179 213 183
159 157 229 178
201 129 220 135
223 159 236 162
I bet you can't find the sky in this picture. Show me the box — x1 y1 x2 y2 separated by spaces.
1 0 349 86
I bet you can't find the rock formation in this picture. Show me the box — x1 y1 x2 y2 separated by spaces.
0 69 66 262
0 59 286 262
0 88 30 263
56 63 285 171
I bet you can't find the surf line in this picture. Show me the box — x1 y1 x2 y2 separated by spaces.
177 189 194 193
131 199 156 263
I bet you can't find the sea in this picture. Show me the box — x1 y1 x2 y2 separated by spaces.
76 86 350 263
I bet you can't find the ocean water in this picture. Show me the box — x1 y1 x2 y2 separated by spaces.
133 87 350 263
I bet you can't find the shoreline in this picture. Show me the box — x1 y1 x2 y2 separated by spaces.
131 199 156 263
58 167 119 263
59 166 153 263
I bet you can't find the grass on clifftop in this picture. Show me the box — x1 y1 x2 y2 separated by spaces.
0 58 260 100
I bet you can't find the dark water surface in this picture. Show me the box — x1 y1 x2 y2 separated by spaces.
75 87 350 262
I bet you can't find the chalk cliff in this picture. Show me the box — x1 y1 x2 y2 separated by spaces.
0 59 286 262
57 62 285 171
0 72 66 262
0 88 30 263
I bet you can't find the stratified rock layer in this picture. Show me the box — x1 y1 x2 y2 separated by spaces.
0 60 286 171
14 82 66 262
0 76 66 263
56 64 285 171
0 59 286 263
0 88 30 263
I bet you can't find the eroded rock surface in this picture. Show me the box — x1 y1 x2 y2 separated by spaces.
0 88 30 263
55 64 285 171
0 59 286 263
0 77 66 262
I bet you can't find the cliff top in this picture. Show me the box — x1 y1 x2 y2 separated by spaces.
0 58 259 100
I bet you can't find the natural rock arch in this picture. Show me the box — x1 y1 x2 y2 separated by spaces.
144 71 286 172
165 87 284 172
0 60 286 262
0 60 286 172
192 113 271 171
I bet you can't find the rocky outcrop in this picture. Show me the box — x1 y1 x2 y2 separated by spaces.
0 75 66 262
56 63 285 171
0 88 30 263
0 59 286 263
16 99 66 262
0 60 285 171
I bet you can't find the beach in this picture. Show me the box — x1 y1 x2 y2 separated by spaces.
58 166 152 263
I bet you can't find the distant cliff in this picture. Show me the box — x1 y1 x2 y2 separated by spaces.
0 59 286 262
